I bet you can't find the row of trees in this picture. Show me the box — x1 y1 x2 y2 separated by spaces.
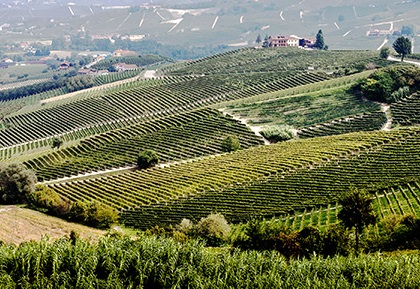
150 188 420 258
0 74 94 102
0 163 117 229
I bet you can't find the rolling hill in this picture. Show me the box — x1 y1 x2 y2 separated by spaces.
0 0 418 56
1 45 419 232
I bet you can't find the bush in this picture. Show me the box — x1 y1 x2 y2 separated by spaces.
260 125 294 143
69 201 119 229
197 213 231 246
137 150 159 169
221 136 241 152
51 137 63 149
0 163 37 204
355 66 420 103
27 184 71 216
379 47 391 59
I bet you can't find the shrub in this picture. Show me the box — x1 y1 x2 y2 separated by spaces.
379 47 391 59
27 184 71 216
137 150 159 169
0 163 37 204
51 138 63 149
260 125 294 143
69 201 118 229
221 136 241 152
355 66 420 103
197 213 231 246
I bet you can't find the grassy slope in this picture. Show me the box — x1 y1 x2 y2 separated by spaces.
0 205 105 244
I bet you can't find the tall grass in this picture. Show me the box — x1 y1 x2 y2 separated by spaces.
0 235 419 288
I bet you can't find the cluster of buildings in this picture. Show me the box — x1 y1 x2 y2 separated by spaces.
366 29 401 37
264 35 315 48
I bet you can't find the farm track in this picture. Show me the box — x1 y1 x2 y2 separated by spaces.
39 70 156 104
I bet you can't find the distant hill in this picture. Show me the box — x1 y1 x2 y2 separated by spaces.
0 0 418 56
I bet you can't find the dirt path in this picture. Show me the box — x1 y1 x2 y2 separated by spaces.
40 69 159 105
381 104 392 131
388 56 420 67
219 109 270 145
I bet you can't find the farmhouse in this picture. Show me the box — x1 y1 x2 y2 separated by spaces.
267 35 314 48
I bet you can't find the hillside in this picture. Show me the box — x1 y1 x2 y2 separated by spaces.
0 46 419 234
0 205 104 244
0 0 418 57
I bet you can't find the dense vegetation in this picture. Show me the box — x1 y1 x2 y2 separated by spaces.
355 66 420 103
1 234 420 288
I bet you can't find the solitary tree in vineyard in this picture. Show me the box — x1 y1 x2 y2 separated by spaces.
338 189 376 256
393 37 412 61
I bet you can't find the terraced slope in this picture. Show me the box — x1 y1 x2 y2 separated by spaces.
224 87 382 128
297 111 387 138
164 48 383 76
47 127 420 229
24 109 264 181
0 48 386 149
277 181 420 231
391 92 420 127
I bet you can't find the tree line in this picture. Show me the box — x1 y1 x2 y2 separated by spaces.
0 74 94 102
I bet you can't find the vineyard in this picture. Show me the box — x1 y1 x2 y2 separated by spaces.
391 92 420 126
24 109 263 180
40 127 420 228
223 87 382 127
1 47 418 233
275 181 420 231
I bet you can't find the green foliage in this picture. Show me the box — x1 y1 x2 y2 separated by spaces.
65 75 94 92
51 137 63 149
379 47 391 59
137 149 159 169
313 30 326 50
389 86 410 102
2 235 420 288
27 184 71 216
197 213 231 246
356 66 420 103
69 201 118 229
0 163 37 204
260 125 294 143
338 189 376 255
232 218 351 258
221 135 241 152
393 37 412 61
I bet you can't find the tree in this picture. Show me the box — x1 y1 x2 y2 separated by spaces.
313 30 326 50
401 25 414 37
262 35 269 48
379 47 391 59
51 137 63 149
0 163 37 204
255 34 262 47
197 213 231 246
137 150 159 169
393 36 412 61
221 136 241 152
338 189 376 256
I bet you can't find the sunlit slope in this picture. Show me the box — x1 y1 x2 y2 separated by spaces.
23 109 264 181
45 127 420 229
